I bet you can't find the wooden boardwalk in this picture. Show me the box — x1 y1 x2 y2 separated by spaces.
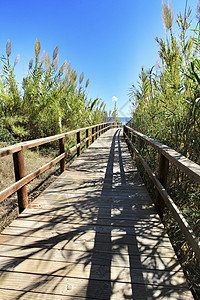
0 128 193 299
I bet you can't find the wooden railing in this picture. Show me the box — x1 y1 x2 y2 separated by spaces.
0 122 121 213
124 125 200 262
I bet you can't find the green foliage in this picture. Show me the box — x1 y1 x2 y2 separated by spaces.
130 3 200 162
0 39 110 141
0 127 17 144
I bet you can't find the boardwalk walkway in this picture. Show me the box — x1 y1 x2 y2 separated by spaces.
0 128 193 299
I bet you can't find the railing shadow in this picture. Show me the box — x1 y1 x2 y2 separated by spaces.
0 129 191 299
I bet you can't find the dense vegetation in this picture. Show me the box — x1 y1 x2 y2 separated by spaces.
129 1 200 297
0 39 111 143
130 1 200 163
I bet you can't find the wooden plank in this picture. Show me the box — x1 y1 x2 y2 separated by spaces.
0 272 192 299
0 251 179 270
8 219 169 237
0 229 172 248
17 212 163 227
0 236 175 258
0 287 192 300
0 256 186 284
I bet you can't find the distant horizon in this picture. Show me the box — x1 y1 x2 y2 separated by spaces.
118 116 131 122
106 116 131 123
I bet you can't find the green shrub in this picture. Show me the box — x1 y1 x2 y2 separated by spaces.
0 127 17 144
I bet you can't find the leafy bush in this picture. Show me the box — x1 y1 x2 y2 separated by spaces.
0 127 17 144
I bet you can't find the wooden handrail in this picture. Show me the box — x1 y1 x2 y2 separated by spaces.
0 123 109 158
125 126 200 184
0 122 122 211
124 125 200 262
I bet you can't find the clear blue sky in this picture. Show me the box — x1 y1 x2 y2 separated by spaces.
0 0 199 117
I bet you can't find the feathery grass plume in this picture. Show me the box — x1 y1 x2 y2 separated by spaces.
59 60 67 74
53 57 58 71
78 86 82 94
66 62 71 81
86 78 89 88
70 70 77 86
65 63 71 81
67 62 71 72
40 50 45 65
162 0 173 32
14 54 20 67
74 71 77 82
29 58 34 69
6 40 11 58
53 46 58 60
79 72 84 84
65 68 70 81
35 38 41 57
45 53 50 70
100 101 104 110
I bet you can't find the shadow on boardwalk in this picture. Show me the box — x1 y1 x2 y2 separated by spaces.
86 130 148 299
0 129 191 299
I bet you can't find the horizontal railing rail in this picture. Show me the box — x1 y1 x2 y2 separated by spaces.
124 125 200 262
0 122 122 212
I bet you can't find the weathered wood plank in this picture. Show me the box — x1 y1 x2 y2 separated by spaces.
0 272 192 300
0 244 180 270
0 256 186 286
0 230 173 248
0 287 192 300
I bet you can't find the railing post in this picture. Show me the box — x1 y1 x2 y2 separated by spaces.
127 128 131 150
128 129 131 142
92 127 95 143
86 128 89 148
126 126 128 138
123 125 126 137
100 124 102 136
155 153 169 219
96 126 98 139
13 150 28 213
59 137 65 172
77 131 81 157
132 133 136 159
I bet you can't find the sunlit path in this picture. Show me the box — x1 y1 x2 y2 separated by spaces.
0 129 193 299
